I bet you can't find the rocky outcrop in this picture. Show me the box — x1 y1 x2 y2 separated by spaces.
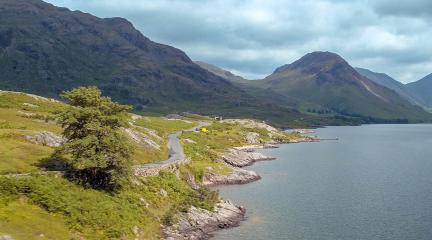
222 119 278 133
220 148 275 167
184 172 200 190
163 200 245 240
122 127 160 150
245 132 260 144
202 167 260 186
235 144 279 152
134 157 191 177
25 131 65 147
0 235 13 240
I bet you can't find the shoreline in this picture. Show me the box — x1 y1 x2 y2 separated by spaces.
163 136 319 239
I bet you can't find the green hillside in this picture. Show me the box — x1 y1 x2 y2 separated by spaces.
0 90 304 239
245 52 432 123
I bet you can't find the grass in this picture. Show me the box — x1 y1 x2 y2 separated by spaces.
134 116 196 137
131 140 168 165
0 92 200 171
0 130 54 173
0 172 218 239
0 91 65 114
0 200 72 240
0 91 307 239
180 122 262 181
180 121 306 181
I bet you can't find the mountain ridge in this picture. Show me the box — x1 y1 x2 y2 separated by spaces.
241 51 432 122
0 0 320 128
406 73 432 110
194 61 247 82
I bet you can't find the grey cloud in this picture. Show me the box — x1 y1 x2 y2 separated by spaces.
46 0 432 83
372 0 432 18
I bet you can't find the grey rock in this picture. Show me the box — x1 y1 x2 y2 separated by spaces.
245 132 260 144
26 131 65 147
22 102 39 108
122 128 160 150
160 188 168 197
220 148 275 167
202 167 261 187
162 200 245 240
184 172 200 190
0 235 14 240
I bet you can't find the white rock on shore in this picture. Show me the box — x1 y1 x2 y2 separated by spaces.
220 148 275 167
202 167 261 186
162 200 246 240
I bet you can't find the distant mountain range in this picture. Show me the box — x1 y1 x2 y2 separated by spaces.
202 52 431 123
0 0 430 126
195 61 246 82
406 74 432 111
0 0 322 128
354 68 419 104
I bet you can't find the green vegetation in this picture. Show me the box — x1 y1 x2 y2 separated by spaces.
0 129 53 173
0 91 191 173
180 121 302 181
0 200 72 240
242 52 432 124
134 116 196 137
55 87 133 190
0 90 223 239
0 172 218 239
0 89 307 239
0 92 64 173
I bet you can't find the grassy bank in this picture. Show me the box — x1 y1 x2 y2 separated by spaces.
179 121 303 182
0 91 305 239
0 172 218 239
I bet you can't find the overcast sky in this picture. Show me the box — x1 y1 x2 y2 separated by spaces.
46 0 432 83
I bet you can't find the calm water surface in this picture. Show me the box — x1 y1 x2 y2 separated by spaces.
215 124 432 240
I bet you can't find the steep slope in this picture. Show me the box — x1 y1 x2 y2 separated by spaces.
195 61 304 109
355 68 419 105
252 52 431 122
0 0 310 127
195 61 247 82
406 74 432 111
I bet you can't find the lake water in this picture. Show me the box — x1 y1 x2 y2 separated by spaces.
215 124 432 240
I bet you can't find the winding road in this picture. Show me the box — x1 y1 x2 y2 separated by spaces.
140 122 209 168
2 122 210 177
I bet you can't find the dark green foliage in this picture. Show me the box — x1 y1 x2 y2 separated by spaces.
55 86 133 190
0 175 152 239
0 172 219 238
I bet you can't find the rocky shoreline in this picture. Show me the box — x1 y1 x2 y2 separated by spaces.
202 166 261 186
162 200 246 240
163 127 319 239
163 144 278 239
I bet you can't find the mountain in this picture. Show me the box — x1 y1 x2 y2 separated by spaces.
195 61 246 82
406 74 432 111
355 68 419 104
195 61 305 110
246 52 431 123
0 0 314 127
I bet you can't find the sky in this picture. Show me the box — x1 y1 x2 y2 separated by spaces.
45 0 432 83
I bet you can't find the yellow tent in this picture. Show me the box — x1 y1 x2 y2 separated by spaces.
200 127 209 133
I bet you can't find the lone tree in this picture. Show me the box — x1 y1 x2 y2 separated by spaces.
55 86 133 190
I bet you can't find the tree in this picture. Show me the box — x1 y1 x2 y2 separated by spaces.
55 86 134 190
